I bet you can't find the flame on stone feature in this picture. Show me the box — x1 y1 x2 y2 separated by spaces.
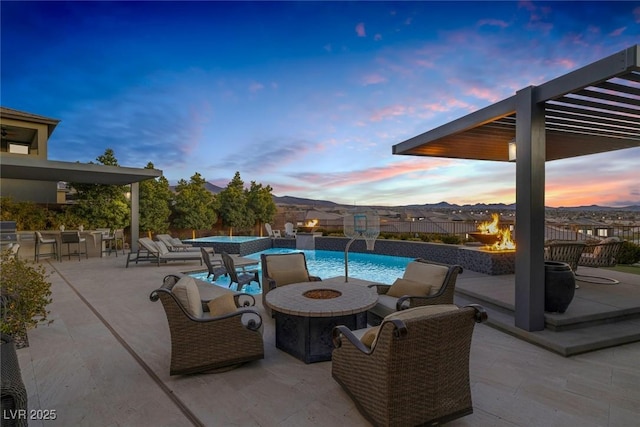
477 213 500 234
477 213 515 250
491 228 516 251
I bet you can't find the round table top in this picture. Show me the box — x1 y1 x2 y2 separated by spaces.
265 278 379 317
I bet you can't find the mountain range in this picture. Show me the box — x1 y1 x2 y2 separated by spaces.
194 182 640 212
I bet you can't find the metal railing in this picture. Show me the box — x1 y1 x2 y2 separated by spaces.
312 219 640 245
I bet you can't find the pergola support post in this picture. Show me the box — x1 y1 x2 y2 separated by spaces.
130 182 140 254
514 86 546 331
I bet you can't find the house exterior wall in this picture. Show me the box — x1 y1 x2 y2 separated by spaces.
1 109 57 202
0 118 49 159
0 178 58 204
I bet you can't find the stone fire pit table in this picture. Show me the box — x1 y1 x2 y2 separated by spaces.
265 276 379 363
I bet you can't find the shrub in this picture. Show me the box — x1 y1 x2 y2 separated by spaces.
0 250 53 344
440 234 462 244
617 241 640 265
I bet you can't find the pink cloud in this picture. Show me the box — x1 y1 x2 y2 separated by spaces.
293 159 454 189
374 34 382 41
362 73 387 86
477 18 509 28
248 82 264 93
465 86 502 103
355 22 366 37
545 162 640 207
635 6 640 23
545 57 576 69
609 27 626 37
369 104 412 122
414 59 434 68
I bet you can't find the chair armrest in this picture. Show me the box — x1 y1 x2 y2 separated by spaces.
466 304 489 323
332 325 372 354
234 293 256 307
265 277 277 292
368 283 390 295
192 307 263 331
201 293 256 312
396 293 451 310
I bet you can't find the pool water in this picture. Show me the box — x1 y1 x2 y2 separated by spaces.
184 236 265 243
189 248 414 295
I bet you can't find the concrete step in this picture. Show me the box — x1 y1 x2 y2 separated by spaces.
455 293 640 357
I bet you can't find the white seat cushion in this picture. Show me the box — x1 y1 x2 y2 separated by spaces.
266 254 310 285
402 262 449 294
155 240 170 255
384 304 459 322
386 278 432 298
172 276 203 318
369 294 401 319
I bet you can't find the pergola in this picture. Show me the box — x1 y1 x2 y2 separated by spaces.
393 45 640 331
1 155 162 253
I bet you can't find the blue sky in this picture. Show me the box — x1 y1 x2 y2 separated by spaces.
2 1 639 207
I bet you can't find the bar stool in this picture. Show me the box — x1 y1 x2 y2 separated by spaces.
99 229 115 257
113 229 125 255
34 231 58 262
60 231 88 261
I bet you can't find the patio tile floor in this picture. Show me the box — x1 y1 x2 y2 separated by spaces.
15 255 640 426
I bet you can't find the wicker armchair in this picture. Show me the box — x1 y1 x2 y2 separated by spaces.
150 274 264 375
332 304 488 427
1 334 28 427
544 241 587 272
367 259 463 326
577 238 625 284
261 252 321 317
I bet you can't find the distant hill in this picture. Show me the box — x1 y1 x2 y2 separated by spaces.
170 182 224 194
553 205 640 212
204 182 224 194
172 181 640 212
272 195 340 208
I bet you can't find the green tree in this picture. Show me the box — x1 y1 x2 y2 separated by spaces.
0 197 48 230
217 172 255 236
69 148 129 229
139 162 172 237
246 181 277 236
172 172 218 237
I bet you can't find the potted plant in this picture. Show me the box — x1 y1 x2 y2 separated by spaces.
0 249 53 348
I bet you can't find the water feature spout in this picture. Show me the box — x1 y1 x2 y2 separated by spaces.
344 237 357 282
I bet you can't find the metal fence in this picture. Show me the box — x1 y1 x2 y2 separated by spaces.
314 219 640 245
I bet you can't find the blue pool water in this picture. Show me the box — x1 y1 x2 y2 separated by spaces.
184 236 265 243
189 248 415 295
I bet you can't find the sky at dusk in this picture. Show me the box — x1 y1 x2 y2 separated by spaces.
2 1 639 208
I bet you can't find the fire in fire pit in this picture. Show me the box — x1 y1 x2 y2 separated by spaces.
303 289 342 299
298 219 319 233
470 213 515 251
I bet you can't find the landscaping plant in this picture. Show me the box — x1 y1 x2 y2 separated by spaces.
0 250 53 346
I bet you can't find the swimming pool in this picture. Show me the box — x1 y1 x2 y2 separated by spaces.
189 248 415 295
184 236 264 243
183 235 273 256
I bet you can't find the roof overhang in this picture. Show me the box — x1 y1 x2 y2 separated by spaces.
393 45 640 162
1 106 60 139
0 155 162 185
